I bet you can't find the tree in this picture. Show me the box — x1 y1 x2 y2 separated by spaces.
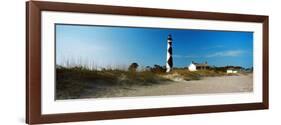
150 64 166 73
128 63 139 72
128 63 139 80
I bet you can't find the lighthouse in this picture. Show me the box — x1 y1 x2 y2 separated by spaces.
166 34 173 72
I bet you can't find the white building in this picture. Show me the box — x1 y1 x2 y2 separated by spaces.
225 66 242 74
188 63 197 71
188 61 210 71
226 69 238 74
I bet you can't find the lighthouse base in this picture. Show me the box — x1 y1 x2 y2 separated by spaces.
166 68 172 73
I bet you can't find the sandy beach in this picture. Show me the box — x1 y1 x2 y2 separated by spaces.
81 74 253 98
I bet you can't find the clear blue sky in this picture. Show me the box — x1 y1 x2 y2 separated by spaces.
56 24 253 69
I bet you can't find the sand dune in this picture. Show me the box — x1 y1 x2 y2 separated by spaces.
81 74 253 98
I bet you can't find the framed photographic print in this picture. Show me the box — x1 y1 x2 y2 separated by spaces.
26 1 269 124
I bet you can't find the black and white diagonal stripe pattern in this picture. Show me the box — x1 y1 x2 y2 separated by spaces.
166 34 173 72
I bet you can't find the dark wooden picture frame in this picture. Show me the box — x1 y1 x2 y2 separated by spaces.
26 1 269 124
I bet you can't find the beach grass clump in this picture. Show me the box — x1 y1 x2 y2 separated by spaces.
171 69 201 81
136 71 170 85
170 69 226 81
55 64 231 99
116 70 170 86
56 79 91 99
194 70 226 77
55 65 171 99
56 66 121 99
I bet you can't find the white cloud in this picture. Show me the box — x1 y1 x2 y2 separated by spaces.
201 45 224 50
206 50 244 58
173 50 246 59
173 55 199 58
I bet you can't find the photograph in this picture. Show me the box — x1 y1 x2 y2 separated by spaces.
55 24 254 100
26 1 269 124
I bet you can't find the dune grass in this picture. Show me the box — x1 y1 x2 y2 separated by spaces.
171 69 227 81
55 66 230 99
56 66 171 99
